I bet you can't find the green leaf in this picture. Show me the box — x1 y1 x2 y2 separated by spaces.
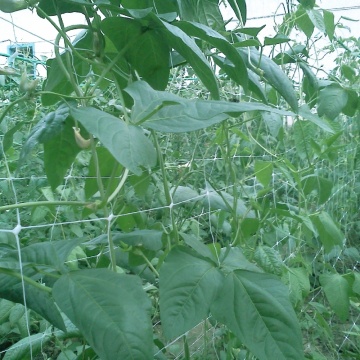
273 45 308 65
121 0 178 13
172 185 200 204
5 239 85 273
85 147 122 199
3 330 52 360
0 299 13 323
295 6 314 38
236 25 265 37
341 64 356 82
212 55 266 102
307 8 326 33
177 0 224 31
19 103 70 166
211 270 304 360
44 117 82 190
220 247 261 273
262 111 283 137
181 233 218 263
113 230 163 251
159 246 223 339
175 21 248 90
254 245 283 276
202 183 255 218
323 9 335 40
254 160 273 187
0 268 66 331
3 122 24 153
37 0 85 17
317 84 348 120
149 14 220 99
353 272 360 295
310 212 344 253
239 48 298 111
301 175 333 205
342 89 359 117
125 81 292 133
293 120 315 160
264 34 290 46
70 106 157 175
320 273 349 321
298 0 315 9
53 269 153 360
101 17 170 90
227 0 247 24
41 38 90 106
298 105 334 133
283 267 310 306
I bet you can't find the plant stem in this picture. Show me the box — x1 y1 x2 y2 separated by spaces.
107 168 130 203
0 201 89 212
137 250 160 277
153 131 179 245
0 268 52 293
106 217 117 273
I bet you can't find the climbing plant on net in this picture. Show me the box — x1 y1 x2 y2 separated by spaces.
0 0 359 359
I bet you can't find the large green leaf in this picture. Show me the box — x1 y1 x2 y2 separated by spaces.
87 230 163 251
113 230 163 251
307 8 325 33
317 84 348 120
101 17 170 90
212 55 266 102
0 266 66 331
210 270 304 360
148 14 220 99
254 245 284 276
293 120 314 161
283 267 310 307
295 6 314 38
53 269 153 360
122 0 178 13
262 111 282 137
3 329 52 360
5 239 84 273
19 104 70 166
177 0 224 31
254 160 273 187
70 106 157 175
37 0 85 17
298 105 334 133
125 81 292 133
323 9 335 40
202 184 255 218
41 42 90 106
310 212 344 253
220 247 261 273
239 48 298 111
342 89 359 117
175 21 248 90
227 0 247 24
159 246 223 339
44 118 82 190
320 273 349 321
301 175 333 205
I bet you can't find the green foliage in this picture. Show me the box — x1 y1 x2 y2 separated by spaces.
53 270 153 360
0 0 359 359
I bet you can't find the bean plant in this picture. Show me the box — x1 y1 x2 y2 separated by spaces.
0 0 359 359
